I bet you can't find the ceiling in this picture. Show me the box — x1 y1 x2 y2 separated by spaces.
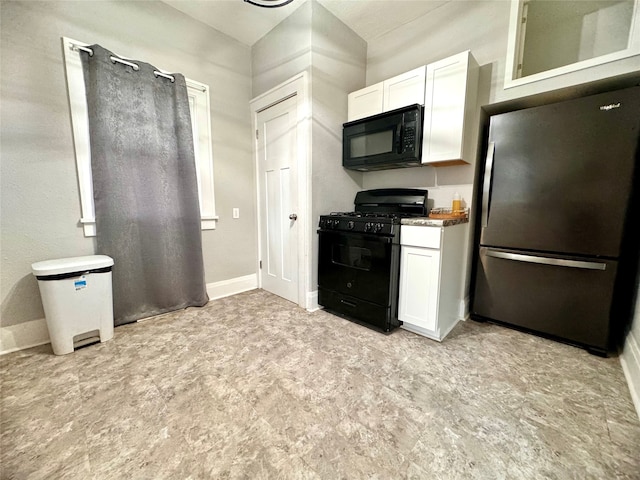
163 0 450 46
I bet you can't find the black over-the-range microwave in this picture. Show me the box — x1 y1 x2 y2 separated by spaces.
342 104 423 171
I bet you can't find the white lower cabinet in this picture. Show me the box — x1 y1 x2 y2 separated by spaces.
399 223 468 341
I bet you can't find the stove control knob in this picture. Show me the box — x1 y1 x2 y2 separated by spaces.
375 223 384 233
319 219 326 228
331 219 340 229
364 222 373 232
347 221 355 230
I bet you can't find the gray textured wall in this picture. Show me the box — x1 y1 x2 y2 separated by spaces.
309 1 366 290
362 0 509 190
1 1 255 328
251 1 312 99
251 0 366 297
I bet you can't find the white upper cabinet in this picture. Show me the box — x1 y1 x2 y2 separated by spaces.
382 66 426 112
347 51 479 167
422 50 479 166
347 66 426 122
347 83 384 122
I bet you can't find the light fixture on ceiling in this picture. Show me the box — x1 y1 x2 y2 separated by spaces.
243 0 294 7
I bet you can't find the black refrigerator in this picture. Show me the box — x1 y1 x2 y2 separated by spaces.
470 86 639 356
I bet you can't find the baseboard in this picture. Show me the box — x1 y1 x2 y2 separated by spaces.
1 318 50 356
620 330 640 420
1 274 258 355
401 322 441 342
306 290 319 312
206 274 258 301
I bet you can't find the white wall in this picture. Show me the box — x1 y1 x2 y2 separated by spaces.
0 1 255 332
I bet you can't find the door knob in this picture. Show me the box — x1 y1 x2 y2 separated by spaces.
289 214 298 221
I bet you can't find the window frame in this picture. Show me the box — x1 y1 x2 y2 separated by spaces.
62 37 217 236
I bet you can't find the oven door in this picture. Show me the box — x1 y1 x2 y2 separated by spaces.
318 230 398 306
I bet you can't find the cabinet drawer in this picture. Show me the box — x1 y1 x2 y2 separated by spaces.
401 225 441 249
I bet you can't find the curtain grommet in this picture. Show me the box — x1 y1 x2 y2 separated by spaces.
154 70 176 83
110 56 139 71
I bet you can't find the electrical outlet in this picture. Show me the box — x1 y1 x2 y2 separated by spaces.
232 208 240 219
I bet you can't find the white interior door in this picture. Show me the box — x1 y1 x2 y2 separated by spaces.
257 95 299 303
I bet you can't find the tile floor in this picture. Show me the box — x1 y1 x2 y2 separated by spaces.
1 289 639 479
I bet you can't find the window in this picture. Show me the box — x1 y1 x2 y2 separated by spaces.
187 79 217 230
62 37 217 236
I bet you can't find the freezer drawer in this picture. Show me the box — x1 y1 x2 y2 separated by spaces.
471 247 618 352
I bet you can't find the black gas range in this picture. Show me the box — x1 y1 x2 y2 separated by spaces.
317 188 428 332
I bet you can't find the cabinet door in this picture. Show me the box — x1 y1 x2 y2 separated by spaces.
382 66 426 112
422 51 470 165
347 83 384 122
398 245 441 333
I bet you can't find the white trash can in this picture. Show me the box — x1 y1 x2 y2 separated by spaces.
32 255 115 355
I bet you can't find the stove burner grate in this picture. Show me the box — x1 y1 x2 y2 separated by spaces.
328 211 424 219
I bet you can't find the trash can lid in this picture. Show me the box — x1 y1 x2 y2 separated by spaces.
31 255 114 276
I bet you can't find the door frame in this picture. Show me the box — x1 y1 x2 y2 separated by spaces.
250 72 311 310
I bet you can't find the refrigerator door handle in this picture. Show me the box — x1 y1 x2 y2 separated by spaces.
484 249 607 270
481 142 495 228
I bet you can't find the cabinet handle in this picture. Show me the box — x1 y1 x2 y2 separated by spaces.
481 142 495 228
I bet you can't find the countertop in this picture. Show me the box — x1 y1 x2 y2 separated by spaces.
401 217 469 227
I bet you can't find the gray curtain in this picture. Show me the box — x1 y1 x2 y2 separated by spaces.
81 44 208 326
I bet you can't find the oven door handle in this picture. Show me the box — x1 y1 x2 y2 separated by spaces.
317 230 394 243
